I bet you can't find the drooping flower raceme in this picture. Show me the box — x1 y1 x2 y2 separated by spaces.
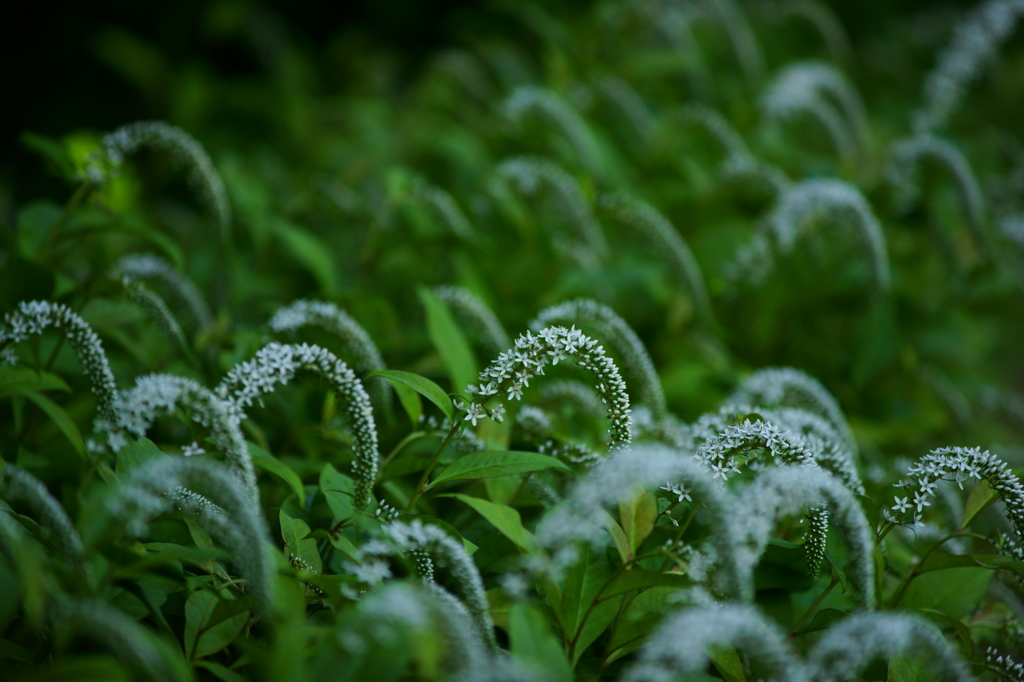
268 300 391 412
410 178 476 241
0 301 120 430
886 133 988 249
111 253 213 330
109 455 276 610
624 604 798 682
913 0 1024 133
122 279 193 362
530 298 667 423
103 120 231 235
731 179 891 293
432 285 511 358
891 446 1024 539
761 60 869 159
1 466 87 574
114 374 258 503
501 86 604 178
598 192 714 326
469 326 631 449
216 342 379 508
494 155 608 269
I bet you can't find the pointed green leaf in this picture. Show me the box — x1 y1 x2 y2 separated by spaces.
368 369 453 421
444 493 535 551
248 442 304 506
419 287 478 395
961 479 997 530
279 510 322 574
430 451 569 488
619 489 657 554
0 366 70 396
184 590 248 660
510 602 573 682
21 390 84 458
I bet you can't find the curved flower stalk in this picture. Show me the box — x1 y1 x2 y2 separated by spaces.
470 326 631 449
890 447 1024 539
386 520 497 651
732 179 891 292
1 465 87 574
696 419 818 480
886 134 988 249
103 120 231 235
410 178 476 241
998 213 1024 252
701 0 766 85
738 466 875 609
920 364 974 428
537 445 746 600
0 301 120 430
598 192 714 325
115 374 257 503
216 342 379 508
679 103 752 163
501 86 604 177
53 598 176 681
592 75 655 139
494 155 608 269
624 604 800 682
807 612 971 682
914 0 1024 133
530 299 667 423
268 300 392 412
111 253 213 331
980 386 1024 433
761 61 869 159
122 280 194 363
109 455 275 610
432 285 511 357
728 367 856 454
765 0 852 65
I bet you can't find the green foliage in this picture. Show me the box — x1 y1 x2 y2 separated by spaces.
3 0 1024 680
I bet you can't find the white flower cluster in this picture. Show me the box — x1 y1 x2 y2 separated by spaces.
470 326 632 449
417 414 486 452
986 647 1024 682
891 447 1024 538
501 86 604 178
695 419 819 481
123 279 193 361
660 481 692 503
494 155 608 269
531 299 666 422
115 374 257 501
1 465 87 573
216 342 379 508
999 213 1024 253
732 179 891 292
103 120 232 232
410 178 476 241
111 253 213 330
700 0 765 84
55 599 171 681
914 0 1024 132
0 300 120 430
761 60 868 159
886 133 988 247
679 102 751 166
110 455 275 610
385 520 497 651
432 285 510 357
597 192 714 325
268 300 391 411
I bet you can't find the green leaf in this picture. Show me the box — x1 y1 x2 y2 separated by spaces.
279 510 322 574
598 508 632 564
708 645 747 682
183 590 249 660
419 287 478 395
429 451 569 488
913 551 981 574
913 608 975 657
116 437 163 474
601 569 692 600
557 545 620 665
961 479 997 530
509 602 573 682
619 489 657 554
389 379 422 426
0 366 69 396
888 651 926 682
192 660 248 682
274 219 338 294
444 494 535 551
248 442 304 507
21 390 85 458
20 132 77 182
606 586 678 664
368 370 453 421
320 463 355 524
901 567 992 619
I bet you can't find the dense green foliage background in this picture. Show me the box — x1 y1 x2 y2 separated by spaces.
2 0 1024 680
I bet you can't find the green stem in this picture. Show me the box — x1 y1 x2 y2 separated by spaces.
405 420 462 513
790 571 839 637
378 430 429 474
42 181 93 259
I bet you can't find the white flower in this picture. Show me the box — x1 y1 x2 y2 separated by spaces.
892 496 911 514
182 442 206 457
465 403 485 427
488 404 505 423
